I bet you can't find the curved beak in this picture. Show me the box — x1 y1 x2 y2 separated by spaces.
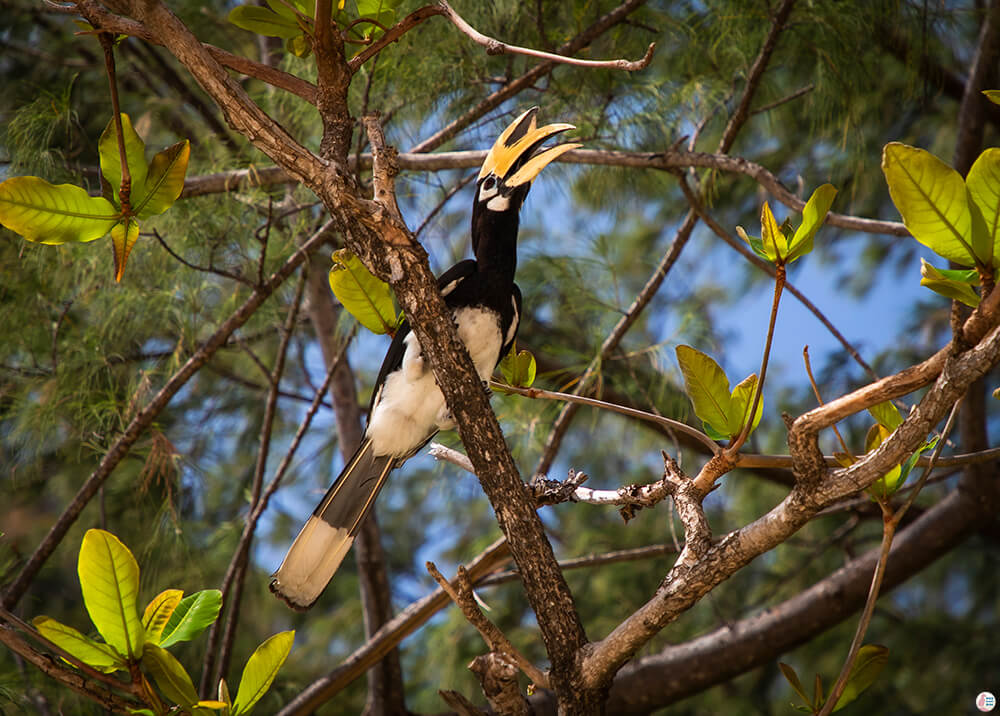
478 107 581 187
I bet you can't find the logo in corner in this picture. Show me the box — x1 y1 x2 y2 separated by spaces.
977 692 997 713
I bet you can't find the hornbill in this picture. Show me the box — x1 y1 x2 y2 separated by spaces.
270 108 579 610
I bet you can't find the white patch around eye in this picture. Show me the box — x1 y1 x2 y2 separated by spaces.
486 195 510 212
478 182 498 202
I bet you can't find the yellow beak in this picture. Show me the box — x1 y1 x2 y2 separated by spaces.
478 107 581 187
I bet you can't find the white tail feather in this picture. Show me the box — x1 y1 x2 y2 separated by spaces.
270 516 354 610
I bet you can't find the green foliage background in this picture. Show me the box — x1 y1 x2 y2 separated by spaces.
1 0 998 714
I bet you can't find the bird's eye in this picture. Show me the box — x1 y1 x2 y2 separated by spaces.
483 176 496 191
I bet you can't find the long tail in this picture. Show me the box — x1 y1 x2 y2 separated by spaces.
270 438 394 610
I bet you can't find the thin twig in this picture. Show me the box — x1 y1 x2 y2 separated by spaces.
818 399 962 716
204 271 307 693
438 0 654 71
803 346 853 458
426 562 549 689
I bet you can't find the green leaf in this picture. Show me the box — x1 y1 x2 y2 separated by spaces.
759 201 786 262
735 226 771 262
984 90 1000 106
966 148 1000 267
143 643 198 708
787 183 837 262
328 249 397 334
142 589 183 646
499 344 536 388
882 142 979 266
111 218 140 283
728 373 763 438
868 401 903 431
232 631 294 716
136 140 190 219
920 259 981 307
832 644 889 712
864 424 903 499
158 589 222 649
264 0 314 19
896 436 939 487
99 114 149 206
32 616 126 673
778 662 812 708
228 6 303 38
676 345 732 437
78 529 144 660
0 177 118 244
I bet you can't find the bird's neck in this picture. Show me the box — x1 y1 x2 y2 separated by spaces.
472 210 519 283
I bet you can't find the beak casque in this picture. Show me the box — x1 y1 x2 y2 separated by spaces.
478 107 581 187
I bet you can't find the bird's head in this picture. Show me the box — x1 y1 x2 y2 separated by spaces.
474 107 580 217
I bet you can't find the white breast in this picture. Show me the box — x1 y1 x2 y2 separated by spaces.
364 307 503 458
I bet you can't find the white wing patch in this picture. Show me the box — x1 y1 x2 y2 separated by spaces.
505 295 519 347
365 308 503 458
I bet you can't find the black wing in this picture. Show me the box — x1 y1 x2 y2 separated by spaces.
366 259 478 416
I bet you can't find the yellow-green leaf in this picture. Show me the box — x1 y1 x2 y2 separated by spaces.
499 345 536 388
328 249 396 334
868 401 903 431
232 631 294 716
966 148 1000 268
787 183 837 262
142 589 183 645
882 142 978 265
984 90 1000 106
143 642 198 708
676 345 732 437
99 114 149 205
111 218 140 283
136 140 190 219
920 259 981 307
32 616 126 673
832 644 889 712
78 529 144 660
0 177 118 244
728 373 763 438
759 201 786 262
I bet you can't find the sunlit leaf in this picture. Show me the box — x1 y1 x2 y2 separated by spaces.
832 644 889 712
158 589 222 649
676 345 732 437
136 140 190 219
111 218 140 283
286 32 313 57
142 589 183 646
787 183 837 262
868 401 903 431
0 177 118 244
728 373 763 437
920 259 981 307
98 114 149 206
229 5 302 38
78 529 144 660
499 344 536 388
232 631 294 716
143 643 198 708
32 616 125 673
966 148 1000 267
864 424 903 499
218 678 232 710
896 436 939 488
759 201 786 262
328 249 396 334
985 90 1000 106
882 142 978 265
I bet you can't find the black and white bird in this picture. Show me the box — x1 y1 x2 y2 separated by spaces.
270 108 579 610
